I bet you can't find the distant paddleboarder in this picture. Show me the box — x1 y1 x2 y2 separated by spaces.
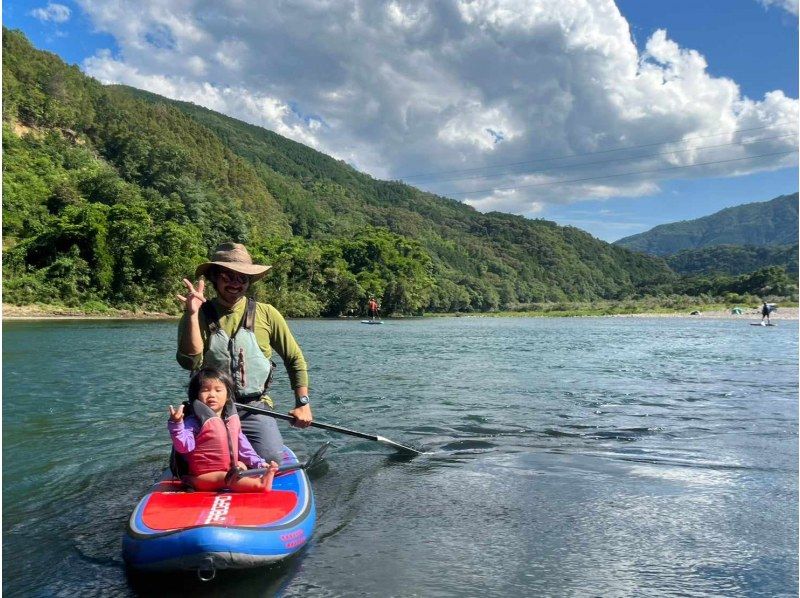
367 296 380 321
761 301 772 325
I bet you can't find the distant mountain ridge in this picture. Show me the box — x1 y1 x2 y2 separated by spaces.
614 194 799 256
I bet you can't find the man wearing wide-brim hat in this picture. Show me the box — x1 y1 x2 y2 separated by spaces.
177 242 312 463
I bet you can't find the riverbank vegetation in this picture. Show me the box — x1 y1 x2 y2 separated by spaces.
470 296 799 318
6 295 797 320
3 29 797 319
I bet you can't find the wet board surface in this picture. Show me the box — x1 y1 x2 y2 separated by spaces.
122 445 314 571
361 320 384 324
750 323 777 326
141 486 298 530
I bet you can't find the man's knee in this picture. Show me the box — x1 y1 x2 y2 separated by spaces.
241 415 284 463
249 434 283 463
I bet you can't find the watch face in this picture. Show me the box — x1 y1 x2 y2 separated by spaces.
297 396 309 406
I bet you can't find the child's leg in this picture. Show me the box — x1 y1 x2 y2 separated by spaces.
184 462 280 493
259 461 278 490
229 461 279 493
184 472 228 491
229 477 271 492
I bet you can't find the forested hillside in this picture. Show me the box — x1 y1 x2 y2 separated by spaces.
3 29 793 315
614 194 799 256
667 244 798 277
114 86 678 309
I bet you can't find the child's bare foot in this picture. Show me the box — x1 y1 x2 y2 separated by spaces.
261 461 279 491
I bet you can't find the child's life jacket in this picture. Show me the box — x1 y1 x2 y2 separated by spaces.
201 298 276 400
170 399 242 476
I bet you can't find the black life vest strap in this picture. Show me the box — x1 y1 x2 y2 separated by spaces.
244 297 257 331
227 299 255 393
222 405 241 486
223 429 239 483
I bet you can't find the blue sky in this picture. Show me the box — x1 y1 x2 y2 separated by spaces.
4 0 798 241
4 0 116 65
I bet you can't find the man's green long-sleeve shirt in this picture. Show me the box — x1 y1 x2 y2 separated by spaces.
177 297 309 390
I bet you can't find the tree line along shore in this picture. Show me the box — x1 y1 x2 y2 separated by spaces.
4 299 797 321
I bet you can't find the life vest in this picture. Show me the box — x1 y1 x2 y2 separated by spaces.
173 399 242 477
201 298 276 400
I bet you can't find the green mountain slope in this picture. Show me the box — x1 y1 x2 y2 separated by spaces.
614 194 799 256
2 28 678 314
666 244 799 277
112 86 677 303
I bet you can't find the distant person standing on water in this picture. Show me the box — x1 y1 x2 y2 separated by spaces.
761 301 772 324
367 297 379 321
176 242 313 464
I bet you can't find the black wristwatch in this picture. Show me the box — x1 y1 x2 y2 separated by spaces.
295 395 310 408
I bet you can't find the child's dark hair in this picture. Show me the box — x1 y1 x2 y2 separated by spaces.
188 367 235 402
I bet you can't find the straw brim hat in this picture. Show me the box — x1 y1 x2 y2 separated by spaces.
195 242 271 282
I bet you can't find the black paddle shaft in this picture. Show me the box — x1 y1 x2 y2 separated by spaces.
235 402 379 440
233 402 422 455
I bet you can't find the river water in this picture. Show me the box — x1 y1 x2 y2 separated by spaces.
2 316 797 597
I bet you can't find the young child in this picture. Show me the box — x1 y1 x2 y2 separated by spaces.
168 367 279 492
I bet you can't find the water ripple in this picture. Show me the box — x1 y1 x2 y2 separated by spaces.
2 317 797 597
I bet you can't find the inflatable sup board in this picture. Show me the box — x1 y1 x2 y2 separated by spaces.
361 320 383 324
123 446 314 576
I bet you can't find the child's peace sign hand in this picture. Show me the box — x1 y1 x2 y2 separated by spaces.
168 404 185 423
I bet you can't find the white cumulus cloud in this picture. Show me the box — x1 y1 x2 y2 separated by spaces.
76 0 798 215
759 0 799 16
30 2 71 23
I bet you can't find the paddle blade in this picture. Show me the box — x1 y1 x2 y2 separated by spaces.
275 442 331 475
305 441 330 470
376 436 424 456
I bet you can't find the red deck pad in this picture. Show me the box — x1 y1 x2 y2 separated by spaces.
142 490 298 530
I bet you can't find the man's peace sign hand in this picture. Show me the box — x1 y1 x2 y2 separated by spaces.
176 278 206 315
